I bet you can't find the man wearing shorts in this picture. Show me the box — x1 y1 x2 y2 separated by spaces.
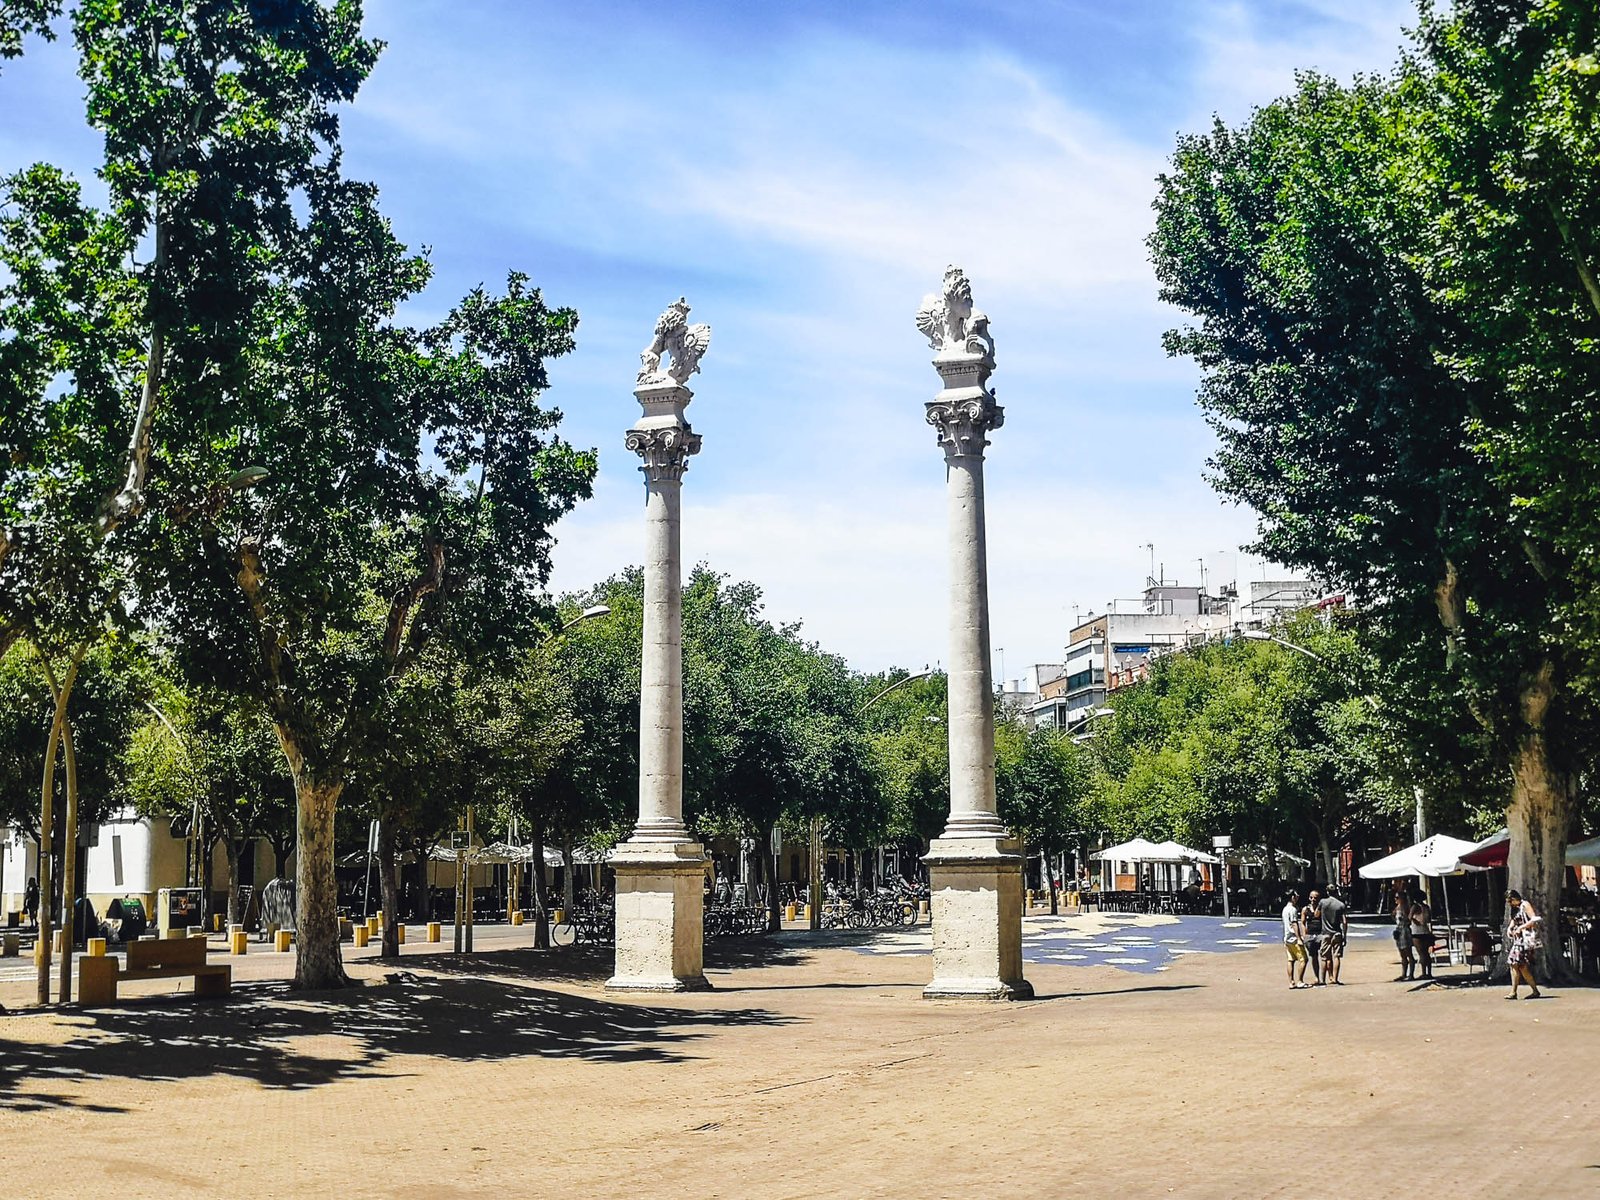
1304 889 1325 984
1317 888 1349 984
1282 889 1308 989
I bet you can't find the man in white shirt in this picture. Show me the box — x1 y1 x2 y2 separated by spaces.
1282 889 1308 989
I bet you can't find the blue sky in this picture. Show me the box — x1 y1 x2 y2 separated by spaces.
0 0 1414 674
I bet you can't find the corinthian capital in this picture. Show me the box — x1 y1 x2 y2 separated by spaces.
626 425 702 484
927 395 1005 460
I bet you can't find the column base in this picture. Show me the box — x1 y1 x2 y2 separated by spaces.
922 835 1032 1002
606 840 711 993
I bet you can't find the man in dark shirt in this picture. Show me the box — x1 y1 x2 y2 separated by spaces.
1317 890 1349 984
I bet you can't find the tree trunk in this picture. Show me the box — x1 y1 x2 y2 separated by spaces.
34 655 79 1006
530 814 550 951
1507 727 1577 981
225 839 242 924
57 718 79 1005
378 819 400 958
293 776 349 989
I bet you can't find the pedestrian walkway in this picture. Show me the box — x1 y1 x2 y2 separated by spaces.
847 911 1383 974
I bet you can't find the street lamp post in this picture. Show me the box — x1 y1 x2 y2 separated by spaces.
914 266 1031 1001
608 299 713 993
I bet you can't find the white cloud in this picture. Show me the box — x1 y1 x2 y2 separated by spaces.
348 3 1403 672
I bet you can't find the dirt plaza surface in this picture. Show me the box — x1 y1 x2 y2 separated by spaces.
1 918 1595 1199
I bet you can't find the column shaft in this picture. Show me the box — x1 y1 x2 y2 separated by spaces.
944 451 1004 836
636 478 686 840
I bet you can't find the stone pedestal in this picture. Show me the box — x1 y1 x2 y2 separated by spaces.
607 842 710 992
923 837 1032 1000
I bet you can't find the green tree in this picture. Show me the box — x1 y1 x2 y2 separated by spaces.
124 676 293 923
997 723 1088 913
1149 40 1600 972
153 262 595 988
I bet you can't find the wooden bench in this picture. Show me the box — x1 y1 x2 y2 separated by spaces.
79 934 231 1005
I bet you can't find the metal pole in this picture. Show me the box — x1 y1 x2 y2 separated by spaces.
465 806 475 953
808 816 823 931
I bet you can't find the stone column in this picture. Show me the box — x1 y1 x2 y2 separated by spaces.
609 299 713 993
915 266 1031 1001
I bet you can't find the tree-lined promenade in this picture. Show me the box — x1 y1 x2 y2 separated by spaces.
0 0 1597 1014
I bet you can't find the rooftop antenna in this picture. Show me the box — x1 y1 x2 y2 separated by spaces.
1143 542 1156 588
1198 557 1208 593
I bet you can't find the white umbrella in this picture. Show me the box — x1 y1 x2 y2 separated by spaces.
1359 833 1484 944
1357 834 1484 879
1090 837 1164 862
1148 839 1220 865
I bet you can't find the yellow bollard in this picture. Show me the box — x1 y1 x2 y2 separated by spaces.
86 937 107 958
397 924 406 945
511 910 524 926
213 913 223 932
427 921 441 943
52 929 65 953
366 916 379 937
919 899 930 916
552 907 565 926
353 925 370 949
275 929 293 952
784 903 797 922
229 929 248 956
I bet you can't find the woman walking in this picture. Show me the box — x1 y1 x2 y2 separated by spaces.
1409 894 1435 979
1392 884 1415 981
1506 890 1544 1000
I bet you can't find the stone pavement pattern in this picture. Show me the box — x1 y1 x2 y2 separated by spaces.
0 927 1595 1198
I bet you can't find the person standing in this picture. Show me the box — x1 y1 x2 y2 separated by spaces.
1506 890 1544 1000
1303 889 1325 985
23 876 39 929
1409 894 1435 979
1392 884 1416 981
1282 889 1309 989
1317 887 1349 984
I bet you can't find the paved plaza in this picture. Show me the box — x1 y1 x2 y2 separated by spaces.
1 918 1595 1198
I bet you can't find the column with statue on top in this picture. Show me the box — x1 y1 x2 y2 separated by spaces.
607 298 713 992
914 266 1032 1001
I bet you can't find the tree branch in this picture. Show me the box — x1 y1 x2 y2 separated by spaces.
1546 197 1600 322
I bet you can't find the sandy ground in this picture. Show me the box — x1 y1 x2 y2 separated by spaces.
0 920 1595 1199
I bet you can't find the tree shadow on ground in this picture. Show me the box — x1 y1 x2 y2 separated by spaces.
1030 983 1205 1001
402 936 811 987
0 970 790 1115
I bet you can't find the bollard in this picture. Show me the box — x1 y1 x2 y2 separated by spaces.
511 910 524 927
784 903 797 922
2 933 17 957
919 899 930 916
353 925 370 949
275 929 293 953
213 914 223 932
366 916 379 938
52 929 65 954
552 907 565 926
229 929 248 956
427 921 441 944
397 924 406 945
87 937 107 958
